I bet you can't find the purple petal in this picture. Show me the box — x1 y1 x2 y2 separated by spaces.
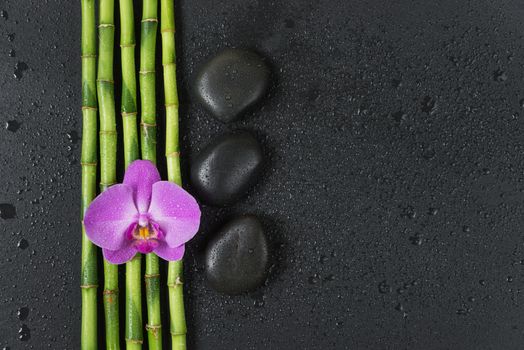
103 246 137 264
154 242 185 261
123 160 161 213
84 184 138 250
148 181 201 248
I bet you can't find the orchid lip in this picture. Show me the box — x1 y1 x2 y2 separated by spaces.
127 220 164 254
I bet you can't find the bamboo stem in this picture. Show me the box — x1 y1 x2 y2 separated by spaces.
139 1 163 349
120 0 139 166
161 1 187 348
119 0 143 348
81 0 98 349
126 255 144 349
97 0 120 348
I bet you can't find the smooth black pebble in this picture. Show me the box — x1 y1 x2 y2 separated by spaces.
0 203 16 219
205 215 269 294
190 132 263 206
194 48 271 122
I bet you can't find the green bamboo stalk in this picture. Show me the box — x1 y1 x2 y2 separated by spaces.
139 1 163 349
80 0 98 349
126 255 143 350
97 0 120 348
119 0 143 349
120 0 139 166
161 1 186 349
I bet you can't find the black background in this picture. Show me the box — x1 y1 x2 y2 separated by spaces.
2 0 524 349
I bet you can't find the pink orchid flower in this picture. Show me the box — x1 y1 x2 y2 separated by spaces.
84 160 201 264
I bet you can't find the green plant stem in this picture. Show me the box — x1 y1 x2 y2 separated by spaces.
161 1 186 349
126 255 143 350
120 0 139 166
139 1 162 349
119 0 143 348
97 0 120 348
80 0 98 349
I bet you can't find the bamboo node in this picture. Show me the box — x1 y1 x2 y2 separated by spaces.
82 106 98 111
170 330 186 336
122 112 138 117
161 28 176 33
166 152 180 158
139 70 156 75
165 102 179 108
142 18 159 23
98 23 115 28
81 161 98 166
168 277 184 288
120 43 136 48
126 339 144 345
103 289 119 295
80 284 98 289
81 54 97 58
140 122 157 127
144 273 161 279
99 130 117 135
100 182 116 187
146 324 161 338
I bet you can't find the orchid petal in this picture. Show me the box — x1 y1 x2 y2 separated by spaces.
123 160 161 213
148 181 201 248
103 246 137 265
84 184 138 250
154 243 185 261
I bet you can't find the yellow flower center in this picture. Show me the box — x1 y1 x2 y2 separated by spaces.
138 226 150 239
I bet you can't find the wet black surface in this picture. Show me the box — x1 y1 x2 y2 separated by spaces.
190 131 264 206
2 0 524 349
205 215 269 295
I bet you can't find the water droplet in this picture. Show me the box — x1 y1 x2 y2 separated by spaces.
1 10 7 20
0 204 16 219
18 324 30 341
456 308 468 315
17 307 29 321
67 131 79 144
422 146 436 160
421 96 437 114
308 274 319 285
5 120 20 132
428 207 438 216
409 233 423 246
479 279 486 286
378 280 392 294
401 205 416 219
392 111 407 123
395 303 404 311
391 79 402 88
507 276 513 283
17 239 28 250
493 69 507 82
14 62 28 80
7 33 14 42
462 225 470 233
520 98 524 108
8 49 15 57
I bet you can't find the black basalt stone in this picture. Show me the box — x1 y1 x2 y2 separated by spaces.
190 132 263 206
194 48 271 123
205 215 269 295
